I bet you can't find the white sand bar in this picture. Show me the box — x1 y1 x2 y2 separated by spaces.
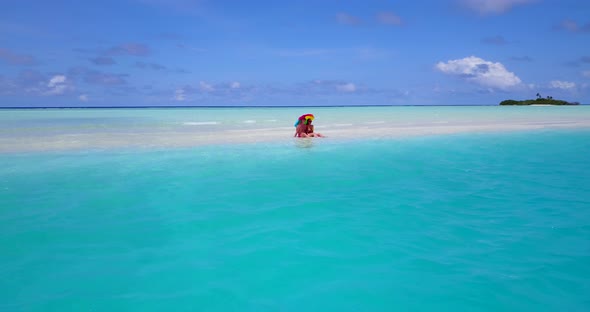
1 106 589 152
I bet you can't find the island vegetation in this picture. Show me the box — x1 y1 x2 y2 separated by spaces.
500 93 579 106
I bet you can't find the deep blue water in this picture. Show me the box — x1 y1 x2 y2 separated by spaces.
1 129 589 311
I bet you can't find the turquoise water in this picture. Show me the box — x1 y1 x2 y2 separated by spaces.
1 129 590 311
2 106 590 152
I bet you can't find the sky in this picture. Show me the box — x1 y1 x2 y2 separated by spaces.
1 0 589 107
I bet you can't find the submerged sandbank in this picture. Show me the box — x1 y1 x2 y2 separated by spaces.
1 117 589 153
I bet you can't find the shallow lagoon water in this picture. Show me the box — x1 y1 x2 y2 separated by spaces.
1 106 589 152
1 107 590 311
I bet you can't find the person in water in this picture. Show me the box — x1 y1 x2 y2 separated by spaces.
294 119 310 137
305 119 324 137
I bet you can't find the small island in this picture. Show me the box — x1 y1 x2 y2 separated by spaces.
500 93 579 106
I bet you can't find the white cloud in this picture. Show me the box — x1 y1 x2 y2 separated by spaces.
436 56 522 89
460 0 535 14
174 88 186 101
199 81 214 92
45 75 69 95
549 80 576 90
299 80 364 95
79 94 89 102
230 82 240 89
48 75 66 87
337 83 356 92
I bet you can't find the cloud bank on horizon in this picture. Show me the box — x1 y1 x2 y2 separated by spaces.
0 0 589 106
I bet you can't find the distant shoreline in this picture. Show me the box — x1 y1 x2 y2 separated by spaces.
0 104 491 109
1 104 587 110
500 98 580 106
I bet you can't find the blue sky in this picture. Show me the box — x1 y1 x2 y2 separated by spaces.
1 0 589 106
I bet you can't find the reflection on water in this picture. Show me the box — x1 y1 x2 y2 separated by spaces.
294 138 315 148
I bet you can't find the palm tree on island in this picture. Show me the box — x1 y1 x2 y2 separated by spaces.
500 93 579 106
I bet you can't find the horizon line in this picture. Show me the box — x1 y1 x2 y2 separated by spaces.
0 103 588 109
0 104 514 110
